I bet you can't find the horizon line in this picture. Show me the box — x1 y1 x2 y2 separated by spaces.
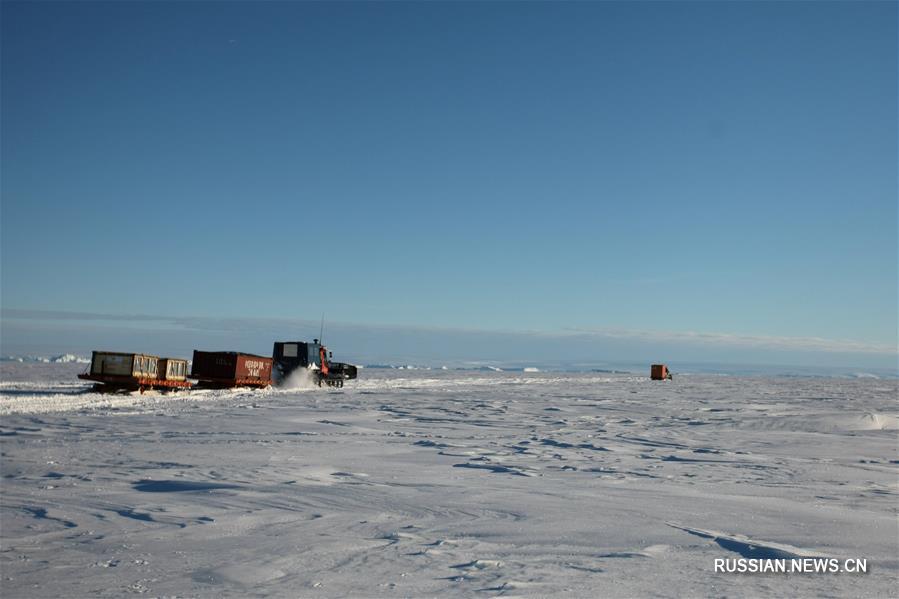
2 307 895 357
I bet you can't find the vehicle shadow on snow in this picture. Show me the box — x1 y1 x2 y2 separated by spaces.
0 388 93 397
132 479 240 493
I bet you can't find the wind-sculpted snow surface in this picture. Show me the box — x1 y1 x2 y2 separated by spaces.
0 364 896 597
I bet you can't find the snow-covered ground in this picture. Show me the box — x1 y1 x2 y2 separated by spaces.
1 363 896 597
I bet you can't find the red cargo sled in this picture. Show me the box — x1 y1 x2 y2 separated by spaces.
190 351 272 388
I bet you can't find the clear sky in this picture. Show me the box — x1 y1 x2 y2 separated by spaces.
1 1 896 369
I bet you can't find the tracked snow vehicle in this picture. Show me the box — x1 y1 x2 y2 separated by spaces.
272 340 357 388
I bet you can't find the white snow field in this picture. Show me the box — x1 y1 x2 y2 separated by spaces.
1 363 896 597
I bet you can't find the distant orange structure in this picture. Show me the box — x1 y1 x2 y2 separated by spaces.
651 364 672 380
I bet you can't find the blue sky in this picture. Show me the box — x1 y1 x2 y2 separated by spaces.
1 1 896 369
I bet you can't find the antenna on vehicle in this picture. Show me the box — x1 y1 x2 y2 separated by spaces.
319 313 325 346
